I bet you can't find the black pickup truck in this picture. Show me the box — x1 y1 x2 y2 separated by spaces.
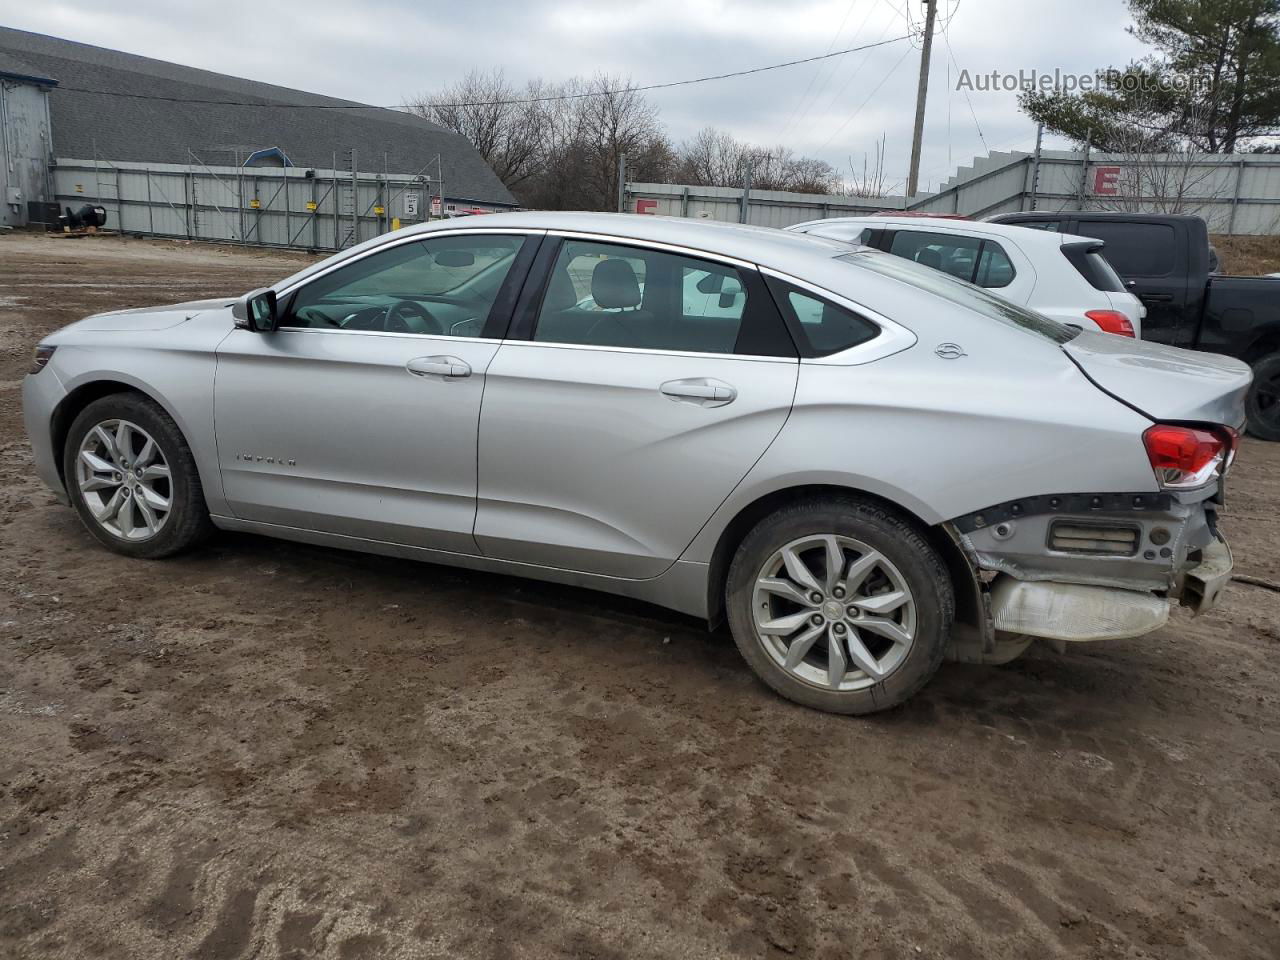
988 211 1280 439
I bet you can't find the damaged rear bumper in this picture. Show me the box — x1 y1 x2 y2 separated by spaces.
947 489 1232 650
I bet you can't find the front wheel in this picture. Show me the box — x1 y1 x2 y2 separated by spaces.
1245 353 1280 442
725 497 953 715
63 393 214 559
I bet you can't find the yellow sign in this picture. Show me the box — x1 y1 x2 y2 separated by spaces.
75 184 84 193
249 198 260 209
306 201 318 211
373 205 385 216
391 217 401 231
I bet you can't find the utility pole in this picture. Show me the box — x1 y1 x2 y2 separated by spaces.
616 153 627 212
906 0 938 199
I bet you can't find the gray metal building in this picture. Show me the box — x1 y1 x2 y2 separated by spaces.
0 51 56 227
0 26 516 223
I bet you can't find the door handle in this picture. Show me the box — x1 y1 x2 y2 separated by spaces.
406 355 471 379
660 377 737 407
1139 293 1173 303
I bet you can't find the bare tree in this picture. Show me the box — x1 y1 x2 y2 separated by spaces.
407 69 556 191
844 134 889 198
674 127 841 193
1089 101 1231 223
413 71 672 210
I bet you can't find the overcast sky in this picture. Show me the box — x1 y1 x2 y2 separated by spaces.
1 0 1150 193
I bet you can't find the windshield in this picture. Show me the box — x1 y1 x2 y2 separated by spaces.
837 249 1079 345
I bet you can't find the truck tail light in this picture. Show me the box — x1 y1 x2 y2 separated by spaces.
1085 310 1136 337
1143 424 1233 489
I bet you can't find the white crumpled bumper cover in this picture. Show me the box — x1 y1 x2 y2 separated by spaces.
989 577 1170 642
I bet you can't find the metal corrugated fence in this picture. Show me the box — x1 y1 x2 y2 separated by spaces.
50 157 510 250
626 150 1280 236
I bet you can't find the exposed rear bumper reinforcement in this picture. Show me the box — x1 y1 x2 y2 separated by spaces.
1180 537 1233 615
989 576 1169 642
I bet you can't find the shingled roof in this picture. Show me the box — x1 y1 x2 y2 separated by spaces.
0 26 516 206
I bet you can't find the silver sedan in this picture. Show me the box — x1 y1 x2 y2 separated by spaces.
22 212 1248 714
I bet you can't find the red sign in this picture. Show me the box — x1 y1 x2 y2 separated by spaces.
635 198 658 215
1093 166 1121 196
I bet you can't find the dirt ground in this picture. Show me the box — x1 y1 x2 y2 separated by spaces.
1 232 1277 960
1209 233 1280 276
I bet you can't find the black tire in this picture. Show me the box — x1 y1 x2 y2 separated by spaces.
1245 353 1280 442
725 496 953 715
62 392 214 559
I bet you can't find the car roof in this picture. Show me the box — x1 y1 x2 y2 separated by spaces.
273 211 862 293
789 215 1087 249
988 211 1205 225
411 210 855 265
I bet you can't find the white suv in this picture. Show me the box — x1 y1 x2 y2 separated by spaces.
786 216 1146 337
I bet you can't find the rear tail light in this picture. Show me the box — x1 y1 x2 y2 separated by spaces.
1143 424 1234 489
1085 310 1136 337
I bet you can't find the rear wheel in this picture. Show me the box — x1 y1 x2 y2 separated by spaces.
63 393 214 558
726 497 953 715
1245 353 1280 442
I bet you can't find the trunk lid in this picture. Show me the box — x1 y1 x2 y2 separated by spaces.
1063 330 1251 427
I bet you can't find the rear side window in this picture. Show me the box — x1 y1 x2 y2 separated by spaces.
1063 245 1127 292
1076 221 1176 277
1013 219 1061 231
887 230 1016 289
888 230 982 283
765 277 880 357
532 239 794 357
974 243 1016 288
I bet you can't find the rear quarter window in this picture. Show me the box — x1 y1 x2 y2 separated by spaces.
1076 221 1176 277
1063 246 1127 293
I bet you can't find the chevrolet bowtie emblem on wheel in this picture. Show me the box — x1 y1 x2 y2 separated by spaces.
935 342 967 359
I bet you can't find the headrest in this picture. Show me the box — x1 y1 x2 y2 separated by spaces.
592 258 642 309
915 248 943 269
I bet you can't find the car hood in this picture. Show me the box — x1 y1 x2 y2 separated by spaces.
1064 331 1251 427
68 298 233 332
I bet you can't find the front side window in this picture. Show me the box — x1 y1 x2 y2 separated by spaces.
531 239 793 356
285 234 525 336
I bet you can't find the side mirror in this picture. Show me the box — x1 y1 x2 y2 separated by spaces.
232 288 278 333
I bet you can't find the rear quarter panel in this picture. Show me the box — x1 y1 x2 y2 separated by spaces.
680 300 1158 563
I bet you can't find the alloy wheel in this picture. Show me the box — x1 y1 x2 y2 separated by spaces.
751 534 917 692
75 419 173 541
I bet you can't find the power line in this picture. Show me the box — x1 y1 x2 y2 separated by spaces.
52 35 913 112
798 0 909 150
813 43 915 154
940 6 986 151
777 0 871 144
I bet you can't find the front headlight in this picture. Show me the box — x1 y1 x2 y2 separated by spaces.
29 344 57 375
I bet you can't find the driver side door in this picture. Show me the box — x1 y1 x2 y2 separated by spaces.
214 231 540 554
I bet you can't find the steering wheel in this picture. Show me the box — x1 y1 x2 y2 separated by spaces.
384 299 443 335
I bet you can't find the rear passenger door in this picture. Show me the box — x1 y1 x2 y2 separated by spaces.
474 236 800 579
